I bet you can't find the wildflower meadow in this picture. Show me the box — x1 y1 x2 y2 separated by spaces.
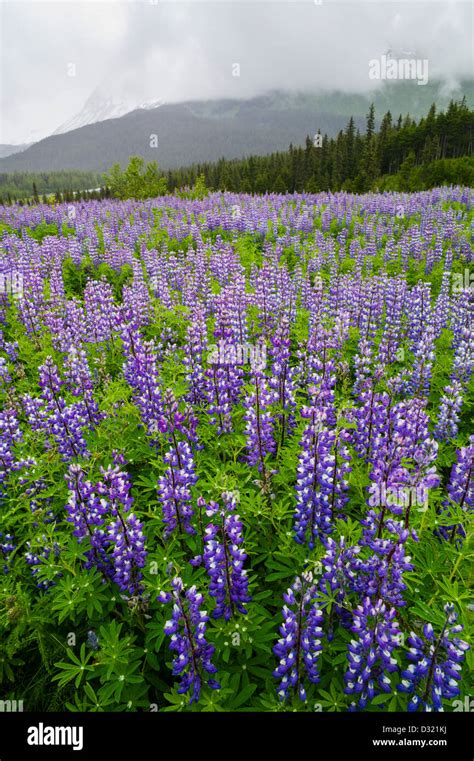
0 188 472 717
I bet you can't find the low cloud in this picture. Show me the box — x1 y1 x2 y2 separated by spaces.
1 0 472 143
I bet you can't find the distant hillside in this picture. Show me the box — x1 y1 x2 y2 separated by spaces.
0 100 362 174
0 143 32 159
1 81 472 174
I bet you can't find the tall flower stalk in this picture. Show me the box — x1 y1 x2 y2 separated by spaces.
158 576 220 703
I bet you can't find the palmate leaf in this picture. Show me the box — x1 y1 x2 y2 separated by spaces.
410 601 446 627
370 693 390 706
388 695 399 711
227 682 257 709
53 644 94 689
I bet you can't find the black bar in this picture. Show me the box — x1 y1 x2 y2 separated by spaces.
0 711 471 760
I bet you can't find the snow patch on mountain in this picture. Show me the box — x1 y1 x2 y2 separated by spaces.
53 90 164 136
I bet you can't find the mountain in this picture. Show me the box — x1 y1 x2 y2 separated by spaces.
53 87 164 135
1 81 472 174
0 143 32 159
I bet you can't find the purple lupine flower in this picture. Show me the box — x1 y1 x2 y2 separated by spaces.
446 436 474 511
351 511 414 607
294 407 326 548
65 463 113 578
388 437 440 532
357 276 386 342
368 397 438 532
25 535 61 590
120 316 164 444
273 573 324 701
108 512 146 596
213 278 249 346
409 440 440 506
377 277 407 368
435 380 464 441
351 389 391 464
151 388 200 539
0 532 15 573
203 335 243 433
0 408 22 493
200 491 251 620
5 342 19 363
0 329 19 364
432 263 452 338
353 338 374 396
16 269 46 340
406 325 436 397
60 299 90 354
26 474 56 528
158 576 220 703
45 292 89 354
0 357 11 388
437 436 473 542
184 308 209 406
47 401 89 461
268 316 296 448
304 327 337 425
344 597 400 710
407 282 432 348
87 630 100 650
319 536 358 635
203 364 234 433
63 348 104 428
435 327 473 440
65 460 147 593
28 356 91 461
398 604 469 711
158 440 197 537
450 287 472 352
122 258 152 327
97 460 146 595
451 326 474 388
294 408 351 548
84 277 118 345
158 388 199 447
243 370 276 474
252 260 282 336
318 428 352 525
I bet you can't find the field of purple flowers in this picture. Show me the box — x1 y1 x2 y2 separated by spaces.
0 188 472 712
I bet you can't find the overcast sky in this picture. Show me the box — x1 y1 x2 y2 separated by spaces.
0 0 472 144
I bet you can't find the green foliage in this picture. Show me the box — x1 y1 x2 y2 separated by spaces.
0 170 104 201
25 221 59 241
379 156 474 192
104 156 168 200
176 173 210 200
